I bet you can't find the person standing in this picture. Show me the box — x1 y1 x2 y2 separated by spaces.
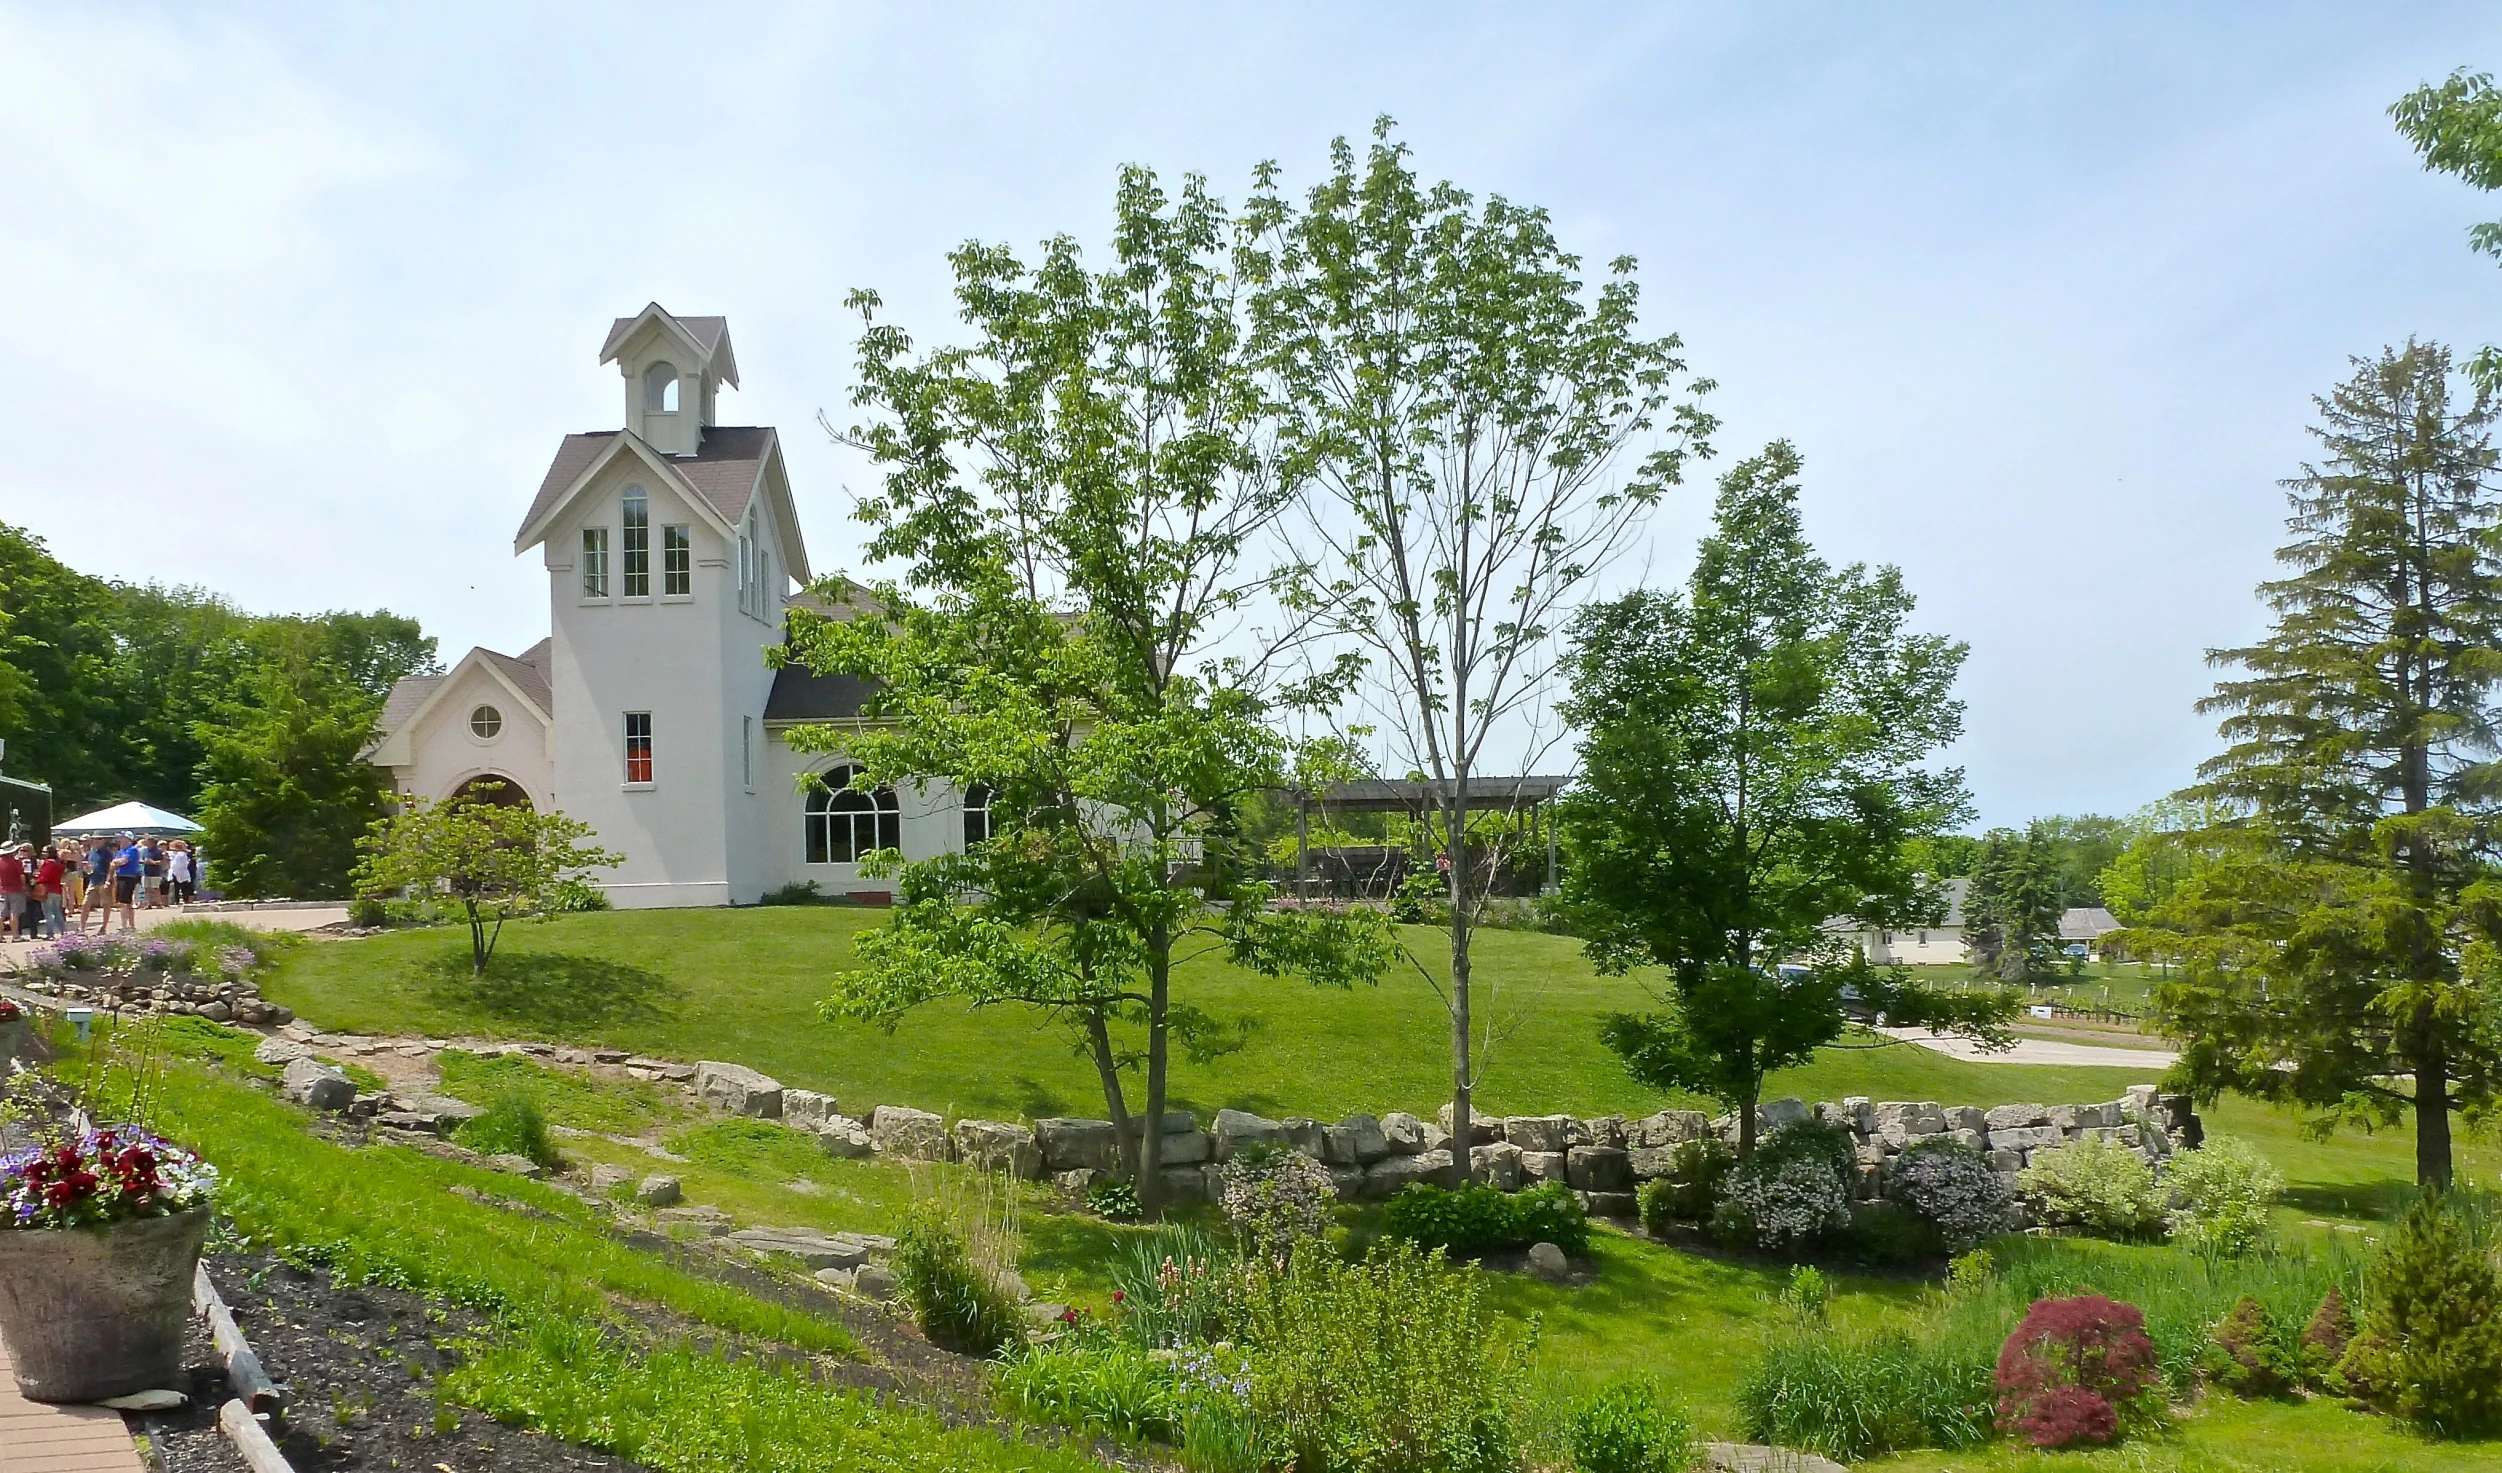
138 838 167 910
80 838 113 933
0 842 24 942
33 844 65 939
167 841 195 905
110 835 143 933
58 841 86 920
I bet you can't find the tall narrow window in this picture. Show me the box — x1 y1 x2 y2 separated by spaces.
621 489 650 597
580 527 609 598
663 524 691 595
624 712 653 784
737 522 752 614
804 766 899 863
757 550 772 618
963 784 993 848
742 716 754 790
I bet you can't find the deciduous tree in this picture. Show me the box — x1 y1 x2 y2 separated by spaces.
1555 444 2011 1156
353 788 619 974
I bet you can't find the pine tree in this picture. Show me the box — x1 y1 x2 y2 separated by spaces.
2333 1192 2502 1434
1963 829 2063 985
2145 343 2502 1187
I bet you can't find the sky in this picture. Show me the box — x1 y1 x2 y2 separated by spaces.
4 2 2501 829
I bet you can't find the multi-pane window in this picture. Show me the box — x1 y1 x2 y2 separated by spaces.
581 527 609 598
663 524 691 595
624 712 653 784
622 489 650 597
963 784 994 848
805 766 899 863
470 705 502 739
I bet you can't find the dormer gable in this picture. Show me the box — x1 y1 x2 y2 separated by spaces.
600 304 739 457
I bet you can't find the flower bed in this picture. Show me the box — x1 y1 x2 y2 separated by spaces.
2 1126 218 1229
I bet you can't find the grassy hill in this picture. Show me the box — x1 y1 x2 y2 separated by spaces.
267 907 2164 1123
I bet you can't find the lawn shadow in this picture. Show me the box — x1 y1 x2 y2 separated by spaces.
422 948 683 1034
2282 1179 2421 1225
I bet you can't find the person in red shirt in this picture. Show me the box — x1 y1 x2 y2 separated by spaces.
33 845 67 939
0 844 24 942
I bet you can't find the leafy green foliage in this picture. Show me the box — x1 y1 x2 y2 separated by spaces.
1085 1178 1141 1222
354 789 621 975
1714 1121 1852 1251
2300 1284 2354 1389
1567 1377 1696 1473
995 1334 1189 1444
1558 448 2008 1154
1889 1137 2012 1251
1962 828 2066 983
2017 1139 2166 1241
1384 1181 1590 1258
2334 1191 2502 1435
894 1206 1026 1357
2162 1136 2285 1256
2141 344 2502 1188
452 1090 560 1170
1231 1239 1534 1473
2392 70 2502 281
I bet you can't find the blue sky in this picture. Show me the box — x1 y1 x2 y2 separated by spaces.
4 3 2500 828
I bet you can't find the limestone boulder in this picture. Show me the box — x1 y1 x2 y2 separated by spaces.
1945 1105 1988 1134
1525 1241 1570 1281
1984 1103 2050 1131
637 1174 682 1207
696 1061 784 1119
1281 1117 1328 1158
1333 1113 1393 1165
1436 1104 1504 1145
1360 1149 1453 1201
1212 1108 1285 1160
871 1105 953 1161
1520 1150 1569 1185
253 1036 314 1067
1472 1141 1523 1191
1035 1118 1123 1174
1158 1129 1212 1166
1379 1111 1435 1155
781 1088 839 1131
816 1116 874 1159
954 1120 1042 1178
1757 1096 1811 1132
1628 1110 1712 1149
1504 1115 1572 1154
1566 1145 1632 1193
1158 1166 1213 1206
280 1057 353 1112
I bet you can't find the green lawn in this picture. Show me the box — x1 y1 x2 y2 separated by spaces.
268 909 2166 1124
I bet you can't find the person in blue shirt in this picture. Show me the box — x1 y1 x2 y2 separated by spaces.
110 835 144 933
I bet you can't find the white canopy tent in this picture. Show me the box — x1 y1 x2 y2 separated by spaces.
50 801 203 839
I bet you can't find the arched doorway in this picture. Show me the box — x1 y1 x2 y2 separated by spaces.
450 774 535 810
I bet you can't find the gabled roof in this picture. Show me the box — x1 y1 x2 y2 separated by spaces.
763 664 881 723
513 427 771 547
2059 906 2121 942
363 642 552 763
599 303 738 387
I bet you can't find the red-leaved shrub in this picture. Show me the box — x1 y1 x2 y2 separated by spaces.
1994 1294 2161 1448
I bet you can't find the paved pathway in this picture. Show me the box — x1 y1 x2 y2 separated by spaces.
0 1340 146 1473
1876 1024 2177 1070
0 904 348 971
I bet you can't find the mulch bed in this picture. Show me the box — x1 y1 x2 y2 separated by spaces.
130 1244 654 1473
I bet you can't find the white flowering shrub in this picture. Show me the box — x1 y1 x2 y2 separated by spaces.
1715 1122 1852 1253
1216 1142 1337 1250
2016 1139 2164 1240
2162 1137 2283 1256
1889 1138 2012 1250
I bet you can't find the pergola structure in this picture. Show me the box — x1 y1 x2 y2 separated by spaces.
1290 775 1573 901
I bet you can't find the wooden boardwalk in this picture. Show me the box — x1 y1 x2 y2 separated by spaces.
0 1340 145 1473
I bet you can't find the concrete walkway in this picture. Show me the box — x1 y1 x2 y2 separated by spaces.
1876 1024 2177 1071
0 904 348 971
0 1340 146 1473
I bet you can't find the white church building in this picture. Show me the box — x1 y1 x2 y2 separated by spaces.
364 305 985 907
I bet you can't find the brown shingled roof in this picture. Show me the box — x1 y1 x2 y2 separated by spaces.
600 312 728 365
513 427 776 547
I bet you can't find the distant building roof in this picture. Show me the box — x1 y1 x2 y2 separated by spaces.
1296 776 1574 813
2060 906 2121 942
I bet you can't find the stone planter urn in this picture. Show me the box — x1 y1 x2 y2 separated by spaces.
0 1208 211 1401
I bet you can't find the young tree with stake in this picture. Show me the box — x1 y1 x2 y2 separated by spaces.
1242 121 1716 1181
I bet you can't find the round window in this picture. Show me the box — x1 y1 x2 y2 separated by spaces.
470 704 503 739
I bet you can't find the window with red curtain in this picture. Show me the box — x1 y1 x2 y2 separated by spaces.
625 712 653 783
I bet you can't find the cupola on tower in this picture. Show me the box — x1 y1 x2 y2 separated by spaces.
599 303 739 457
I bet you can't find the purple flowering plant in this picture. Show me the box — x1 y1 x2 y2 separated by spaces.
0 1126 217 1230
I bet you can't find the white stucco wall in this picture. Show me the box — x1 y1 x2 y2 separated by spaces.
760 728 972 899
379 661 553 809
1863 926 1967 967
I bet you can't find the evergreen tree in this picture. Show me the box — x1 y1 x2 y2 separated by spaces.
1558 445 2013 1157
2143 343 2502 1187
2333 1191 2502 1434
1963 829 2063 984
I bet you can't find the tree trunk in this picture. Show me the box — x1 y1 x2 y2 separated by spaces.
2415 1025 2453 1189
466 900 488 976
1736 1075 1760 1161
1447 780 1474 1187
1082 1005 1139 1181
1140 927 1172 1216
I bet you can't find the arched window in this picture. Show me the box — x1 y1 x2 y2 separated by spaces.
644 362 679 414
469 704 502 739
805 766 899 863
963 783 993 848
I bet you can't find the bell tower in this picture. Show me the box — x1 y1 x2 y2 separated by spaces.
598 304 739 457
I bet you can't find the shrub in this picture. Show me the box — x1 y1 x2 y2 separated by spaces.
1216 1141 1338 1252
996 1335 1185 1443
1736 1331 1993 1461
1085 1178 1141 1222
1715 1122 1851 1253
545 876 611 913
2333 1191 2502 1435
1232 1239 1532 1473
2199 1294 2295 1398
2298 1284 2353 1389
1993 1294 2162 1449
1781 1265 1829 1324
1568 1377 1696 1473
1636 1178 1677 1236
452 1091 560 1170
759 879 826 906
1664 1136 1732 1223
347 896 389 928
1384 1181 1590 1259
894 1207 1025 1356
2016 1140 2164 1240
2162 1137 2282 1257
1890 1138 2012 1251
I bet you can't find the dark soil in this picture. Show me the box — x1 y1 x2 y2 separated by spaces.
130 1244 655 1473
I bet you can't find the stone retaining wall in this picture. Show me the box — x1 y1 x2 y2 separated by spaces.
675 1055 2199 1218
